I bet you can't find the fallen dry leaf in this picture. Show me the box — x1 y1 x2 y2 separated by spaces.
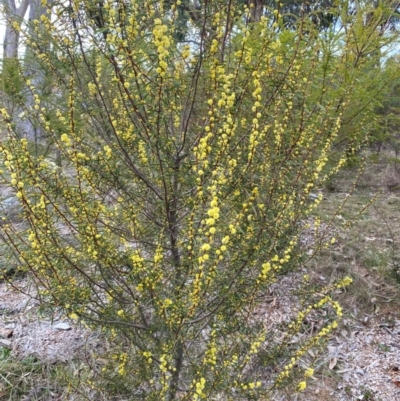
329 357 338 370
0 328 13 338
0 338 12 348
391 379 400 388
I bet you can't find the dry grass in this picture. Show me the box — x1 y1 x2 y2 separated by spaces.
0 347 129 401
315 160 400 311
296 155 400 400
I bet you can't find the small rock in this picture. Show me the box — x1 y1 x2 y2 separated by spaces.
53 322 71 331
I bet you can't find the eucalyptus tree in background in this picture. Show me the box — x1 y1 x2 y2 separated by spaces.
2 0 30 59
19 0 51 141
1 0 52 141
168 0 400 34
1 0 30 114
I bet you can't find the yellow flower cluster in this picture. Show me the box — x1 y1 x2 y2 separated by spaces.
241 381 261 390
143 351 152 364
117 352 128 376
153 19 170 77
193 377 206 399
297 381 307 391
204 342 217 369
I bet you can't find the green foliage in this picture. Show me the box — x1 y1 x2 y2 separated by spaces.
369 56 400 153
0 0 399 399
1 58 24 102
